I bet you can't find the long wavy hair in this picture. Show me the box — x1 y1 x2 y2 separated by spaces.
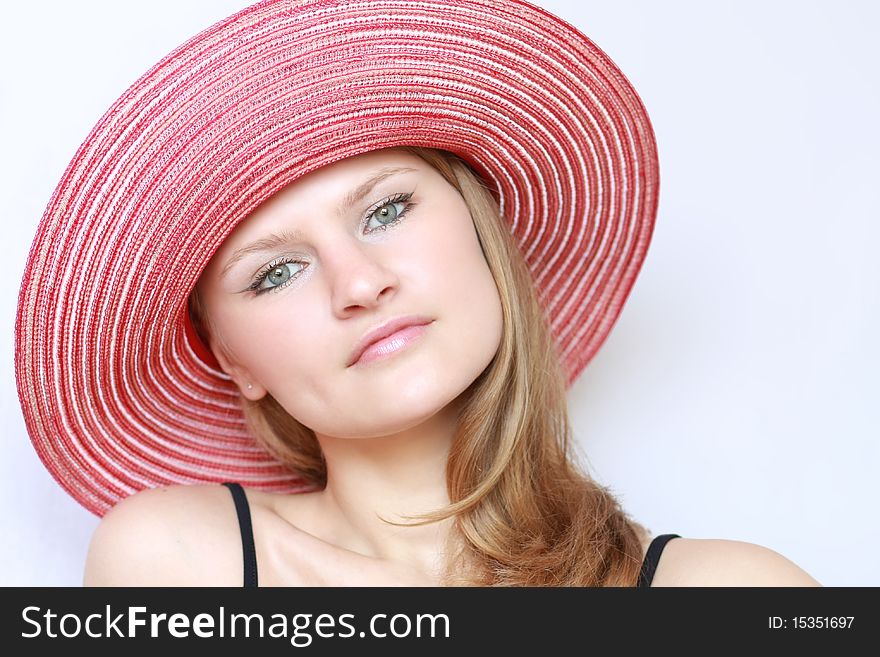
188 146 649 586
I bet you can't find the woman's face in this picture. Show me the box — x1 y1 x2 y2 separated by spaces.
197 148 503 438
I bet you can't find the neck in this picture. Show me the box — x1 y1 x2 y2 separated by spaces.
310 396 464 578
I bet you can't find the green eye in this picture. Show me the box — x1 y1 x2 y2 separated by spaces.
363 192 415 234
250 259 306 295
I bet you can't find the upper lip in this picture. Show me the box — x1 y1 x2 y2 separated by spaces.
347 315 433 366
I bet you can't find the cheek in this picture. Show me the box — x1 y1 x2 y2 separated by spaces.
214 303 326 384
416 210 503 358
411 203 479 290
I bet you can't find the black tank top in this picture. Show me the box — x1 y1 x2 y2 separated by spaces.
222 482 680 587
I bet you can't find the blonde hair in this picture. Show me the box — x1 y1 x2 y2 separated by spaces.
188 146 649 586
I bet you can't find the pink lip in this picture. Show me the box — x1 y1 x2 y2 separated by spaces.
348 315 434 367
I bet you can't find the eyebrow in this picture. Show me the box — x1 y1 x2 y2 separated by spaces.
220 166 417 280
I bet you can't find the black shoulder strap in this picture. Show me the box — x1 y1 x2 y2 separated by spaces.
222 482 259 587
637 533 681 588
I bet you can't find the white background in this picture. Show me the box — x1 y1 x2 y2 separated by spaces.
2 1 877 586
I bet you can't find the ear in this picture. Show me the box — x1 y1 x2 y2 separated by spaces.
208 336 268 401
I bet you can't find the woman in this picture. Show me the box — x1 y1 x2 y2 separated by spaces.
15 0 818 586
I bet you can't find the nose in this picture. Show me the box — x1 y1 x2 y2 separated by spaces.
325 239 399 315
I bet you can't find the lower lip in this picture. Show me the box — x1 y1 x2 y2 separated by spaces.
352 322 431 367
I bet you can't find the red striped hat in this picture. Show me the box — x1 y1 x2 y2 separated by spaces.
15 0 659 516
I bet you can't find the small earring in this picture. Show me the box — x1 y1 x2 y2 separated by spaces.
247 384 253 390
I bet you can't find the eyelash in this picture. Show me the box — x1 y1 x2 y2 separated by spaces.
246 192 416 296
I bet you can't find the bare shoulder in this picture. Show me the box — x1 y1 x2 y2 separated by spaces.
650 537 822 587
83 483 243 586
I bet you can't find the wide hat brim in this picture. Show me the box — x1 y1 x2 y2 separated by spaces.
15 0 659 516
